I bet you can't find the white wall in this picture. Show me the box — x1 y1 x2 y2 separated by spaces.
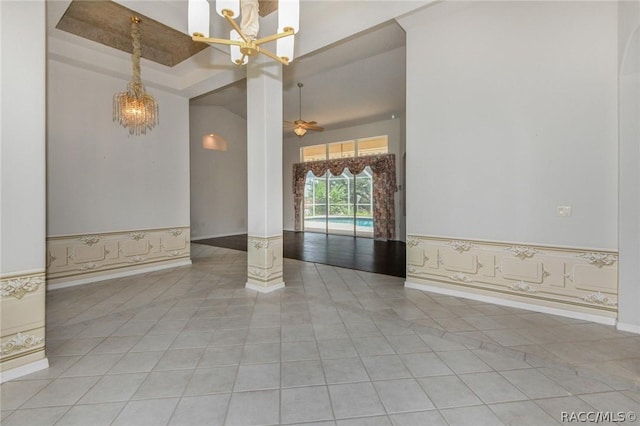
295 1 429 63
189 105 248 239
400 1 619 249
47 61 190 236
1 1 46 273
283 118 405 240
0 0 49 380
617 0 640 332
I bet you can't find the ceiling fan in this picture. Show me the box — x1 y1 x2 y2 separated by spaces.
285 82 324 138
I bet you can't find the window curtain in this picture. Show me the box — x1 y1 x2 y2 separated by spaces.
292 154 397 240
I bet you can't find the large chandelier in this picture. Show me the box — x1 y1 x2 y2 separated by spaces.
188 0 299 65
113 17 159 136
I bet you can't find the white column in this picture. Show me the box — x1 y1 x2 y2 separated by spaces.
0 0 49 381
245 55 284 292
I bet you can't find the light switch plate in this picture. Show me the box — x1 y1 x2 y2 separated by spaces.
557 206 572 217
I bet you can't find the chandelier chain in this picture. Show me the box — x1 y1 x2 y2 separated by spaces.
131 17 142 89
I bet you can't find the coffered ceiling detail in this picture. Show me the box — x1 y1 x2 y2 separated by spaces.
56 0 208 67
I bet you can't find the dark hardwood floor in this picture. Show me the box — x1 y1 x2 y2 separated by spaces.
193 231 406 278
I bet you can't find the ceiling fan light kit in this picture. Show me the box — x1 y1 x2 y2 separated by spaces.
188 0 299 66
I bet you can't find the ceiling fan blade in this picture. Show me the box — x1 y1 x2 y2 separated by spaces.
284 121 297 127
305 121 317 126
305 125 324 132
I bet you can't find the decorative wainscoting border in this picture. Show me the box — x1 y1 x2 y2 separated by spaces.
0 271 48 381
46 227 192 289
405 235 618 322
246 234 284 293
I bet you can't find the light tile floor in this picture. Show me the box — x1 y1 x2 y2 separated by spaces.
2 243 640 425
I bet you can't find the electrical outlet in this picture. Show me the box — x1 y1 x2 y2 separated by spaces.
557 206 572 217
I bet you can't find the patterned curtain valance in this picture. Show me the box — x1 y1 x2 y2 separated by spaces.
292 154 397 240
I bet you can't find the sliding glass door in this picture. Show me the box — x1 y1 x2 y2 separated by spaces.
303 167 373 237
303 170 327 234
355 167 373 237
327 169 354 235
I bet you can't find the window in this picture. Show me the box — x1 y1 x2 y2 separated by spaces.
299 135 389 238
301 145 326 162
328 141 355 159
357 136 388 156
300 135 388 162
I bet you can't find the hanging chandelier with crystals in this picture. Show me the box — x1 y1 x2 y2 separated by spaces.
113 17 159 136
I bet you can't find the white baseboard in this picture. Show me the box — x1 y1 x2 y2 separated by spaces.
192 232 247 241
1 358 49 383
48 259 192 290
616 321 640 335
246 282 285 293
405 280 617 326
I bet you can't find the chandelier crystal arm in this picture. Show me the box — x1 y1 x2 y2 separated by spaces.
254 27 295 46
223 10 250 44
192 34 291 65
257 47 289 65
192 35 243 46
